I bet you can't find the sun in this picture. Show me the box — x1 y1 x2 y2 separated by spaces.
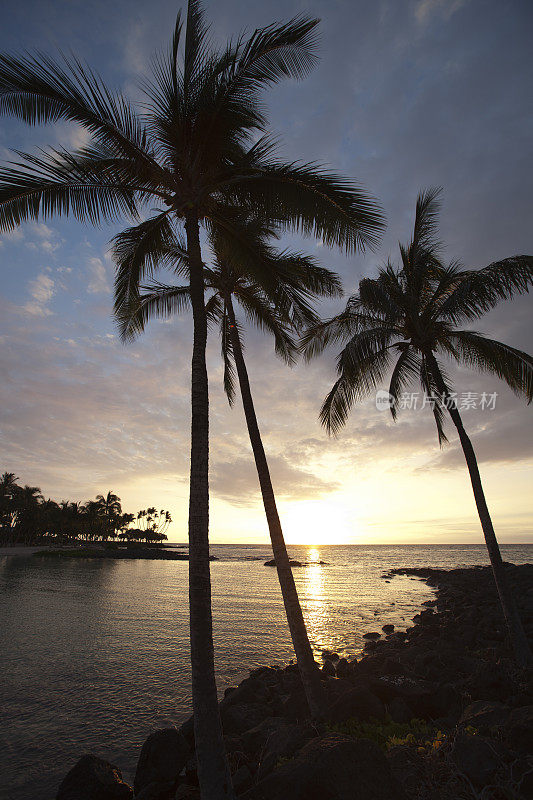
281 499 353 545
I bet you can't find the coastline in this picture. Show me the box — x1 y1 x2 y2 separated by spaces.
0 545 215 561
56 562 533 799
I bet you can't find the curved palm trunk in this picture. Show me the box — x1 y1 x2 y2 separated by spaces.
185 216 235 800
426 351 532 668
225 295 326 720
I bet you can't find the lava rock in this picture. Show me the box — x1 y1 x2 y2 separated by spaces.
321 660 336 678
451 732 500 785
504 705 533 754
322 650 340 662
335 658 350 678
56 754 132 800
459 700 510 731
134 728 190 800
241 733 407 800
327 687 385 723
221 701 272 735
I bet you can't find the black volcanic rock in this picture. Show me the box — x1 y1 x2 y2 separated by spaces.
134 728 190 800
241 734 407 800
56 754 132 800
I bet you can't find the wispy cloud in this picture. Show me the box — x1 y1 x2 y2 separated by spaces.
21 273 55 317
87 256 112 294
414 0 468 25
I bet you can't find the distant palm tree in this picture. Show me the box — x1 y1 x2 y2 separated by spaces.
303 188 533 667
116 218 341 718
95 491 122 516
0 3 382 791
94 491 122 540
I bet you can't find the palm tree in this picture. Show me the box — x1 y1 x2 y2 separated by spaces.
95 491 122 540
0 4 383 792
303 188 533 667
116 218 342 718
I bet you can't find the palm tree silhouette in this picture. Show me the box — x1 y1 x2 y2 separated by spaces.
116 217 342 717
0 4 383 791
303 188 533 667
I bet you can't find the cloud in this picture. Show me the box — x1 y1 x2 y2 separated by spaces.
210 454 341 506
21 273 55 317
414 0 468 24
87 256 111 294
425 408 533 470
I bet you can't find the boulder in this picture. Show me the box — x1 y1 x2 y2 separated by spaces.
232 764 253 794
322 650 339 662
241 734 407 800
504 705 533 754
241 717 292 756
264 559 302 567
328 687 385 723
382 624 395 634
174 787 200 800
133 729 190 800
281 687 310 722
459 700 510 731
451 732 500 785
56 754 132 800
335 658 350 678
221 701 272 735
325 677 353 700
321 660 336 678
363 632 381 641
247 719 314 779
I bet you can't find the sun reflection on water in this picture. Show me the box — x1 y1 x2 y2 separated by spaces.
299 547 333 655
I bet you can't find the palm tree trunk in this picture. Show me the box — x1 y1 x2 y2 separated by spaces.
225 295 326 719
426 351 532 668
185 215 235 800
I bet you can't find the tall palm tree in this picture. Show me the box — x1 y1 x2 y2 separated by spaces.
116 219 342 718
303 188 533 667
0 4 383 792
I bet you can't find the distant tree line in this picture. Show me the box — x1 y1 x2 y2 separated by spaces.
0 472 171 546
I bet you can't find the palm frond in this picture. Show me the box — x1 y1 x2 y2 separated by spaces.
233 282 296 364
320 329 395 434
112 212 176 317
0 148 138 231
388 345 420 420
300 302 391 360
227 157 385 253
0 50 155 164
220 303 239 405
116 282 191 342
436 256 533 324
446 330 533 402
420 353 449 445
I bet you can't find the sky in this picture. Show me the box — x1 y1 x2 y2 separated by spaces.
0 0 532 544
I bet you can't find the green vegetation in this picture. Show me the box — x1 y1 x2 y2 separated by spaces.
326 716 444 752
0 473 171 547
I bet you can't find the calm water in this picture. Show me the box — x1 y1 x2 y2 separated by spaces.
1 543 532 799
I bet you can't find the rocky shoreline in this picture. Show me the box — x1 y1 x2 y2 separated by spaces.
56 563 533 800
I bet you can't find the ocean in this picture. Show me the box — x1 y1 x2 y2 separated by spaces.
1 543 532 799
